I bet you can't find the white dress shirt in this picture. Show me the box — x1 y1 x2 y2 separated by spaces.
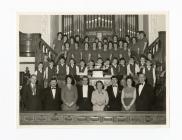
82 85 88 98
127 63 140 75
51 87 56 99
138 82 145 96
112 86 118 97
31 83 36 96
76 66 88 76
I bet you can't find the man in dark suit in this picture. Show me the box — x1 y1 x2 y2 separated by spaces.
77 76 94 111
42 77 62 110
106 76 123 111
135 73 154 111
21 74 43 111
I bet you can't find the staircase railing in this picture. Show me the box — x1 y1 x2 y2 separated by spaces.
35 38 58 69
146 31 166 69
39 38 57 59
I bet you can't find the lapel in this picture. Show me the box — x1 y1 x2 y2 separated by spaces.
88 86 92 98
81 85 83 97
50 87 57 99
29 84 37 96
139 84 146 97
111 86 118 98
136 84 140 97
28 84 33 95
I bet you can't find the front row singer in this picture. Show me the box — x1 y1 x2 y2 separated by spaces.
21 73 154 111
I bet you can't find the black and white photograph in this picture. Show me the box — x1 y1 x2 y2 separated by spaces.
18 14 167 125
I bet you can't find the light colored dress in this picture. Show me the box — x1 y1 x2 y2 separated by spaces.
91 89 109 111
121 87 136 111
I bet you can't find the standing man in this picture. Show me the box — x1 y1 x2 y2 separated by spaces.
135 73 154 111
42 77 62 111
77 76 94 111
21 74 43 111
57 57 69 88
106 76 123 111
44 60 56 88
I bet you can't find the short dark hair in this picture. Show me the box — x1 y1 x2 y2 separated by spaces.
111 76 118 80
140 55 146 59
65 75 75 85
147 52 154 58
130 56 135 60
63 34 68 38
69 58 75 63
75 41 79 45
84 42 89 47
112 57 118 61
139 31 146 37
49 59 54 63
80 59 85 63
38 62 43 65
89 59 95 63
113 42 118 46
108 41 113 44
138 72 146 77
96 80 104 89
126 76 134 86
64 41 70 46
125 35 130 38
82 76 89 84
98 41 102 45
123 41 128 45
132 37 137 41
50 76 57 81
60 57 66 61
119 57 126 63
57 32 62 37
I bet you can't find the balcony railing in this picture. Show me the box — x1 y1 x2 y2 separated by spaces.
20 111 166 125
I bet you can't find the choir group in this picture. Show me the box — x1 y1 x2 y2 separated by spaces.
20 31 161 112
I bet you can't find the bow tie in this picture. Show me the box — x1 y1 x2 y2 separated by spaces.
51 87 56 89
113 85 118 87
139 83 144 86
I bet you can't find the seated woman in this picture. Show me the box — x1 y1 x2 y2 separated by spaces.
61 75 78 111
121 76 136 111
91 81 109 111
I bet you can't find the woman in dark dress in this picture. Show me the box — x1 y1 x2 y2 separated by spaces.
121 76 136 111
61 75 78 111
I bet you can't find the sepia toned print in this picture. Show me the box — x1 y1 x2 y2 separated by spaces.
18 14 167 125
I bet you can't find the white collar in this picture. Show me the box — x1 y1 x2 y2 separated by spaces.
31 83 35 88
140 82 145 86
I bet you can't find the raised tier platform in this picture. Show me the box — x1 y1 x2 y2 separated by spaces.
19 111 166 125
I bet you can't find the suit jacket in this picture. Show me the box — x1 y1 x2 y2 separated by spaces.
135 83 154 111
21 84 43 111
42 87 62 111
106 85 123 111
77 85 94 111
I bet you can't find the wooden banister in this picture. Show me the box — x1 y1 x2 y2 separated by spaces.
39 39 57 56
146 31 166 66
35 38 58 69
